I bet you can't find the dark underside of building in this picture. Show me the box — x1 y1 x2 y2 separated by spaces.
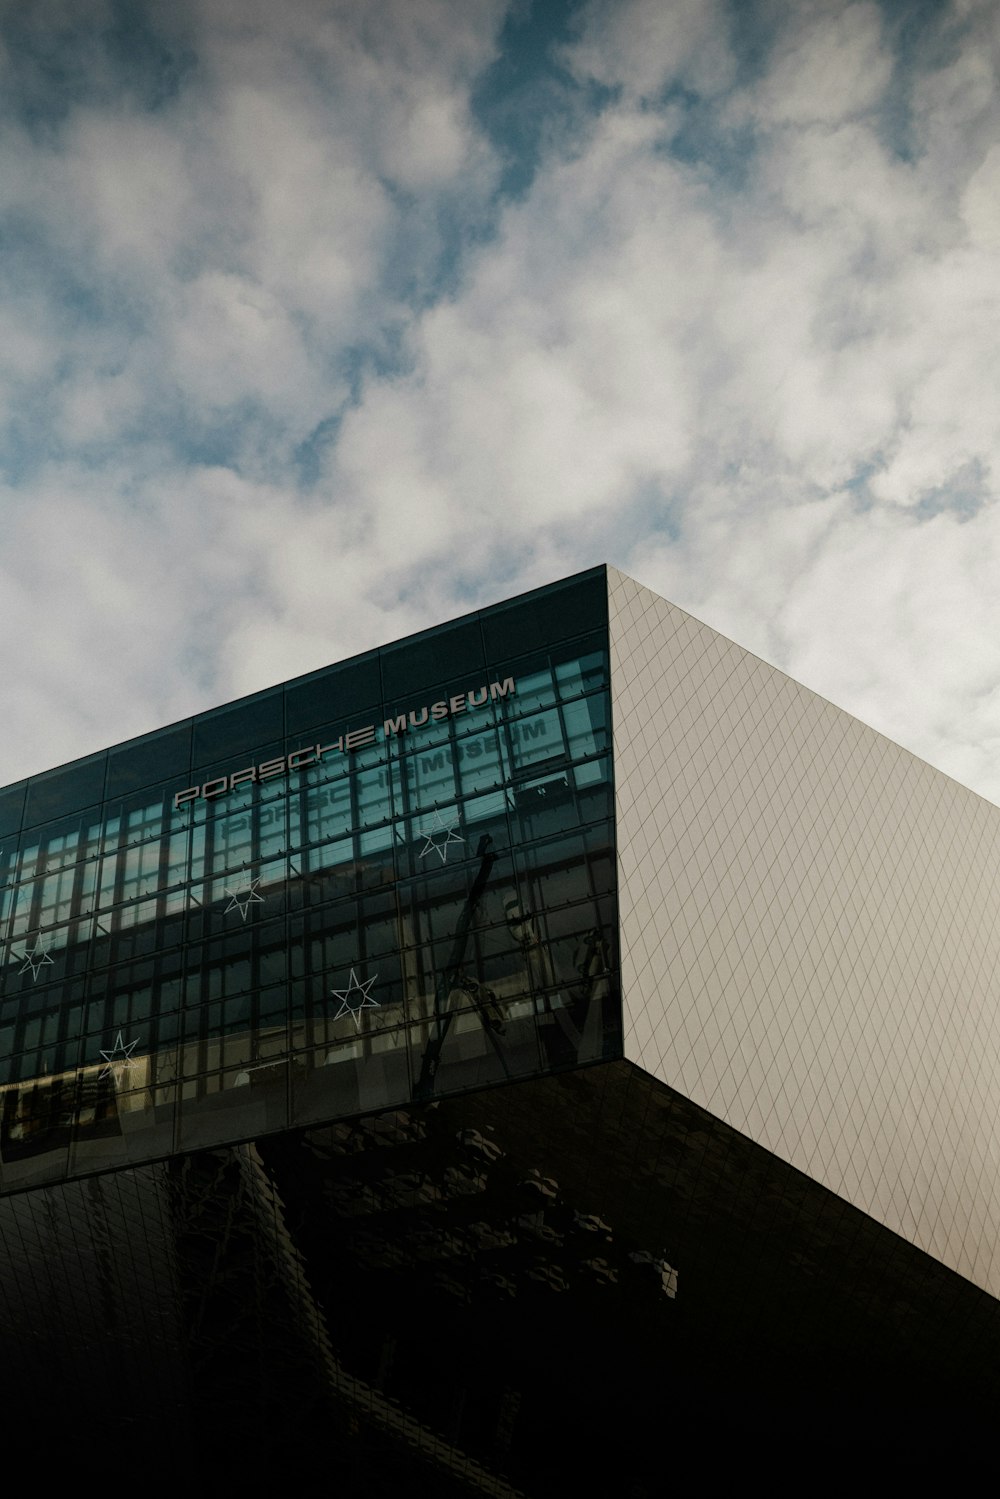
4 1062 999 1490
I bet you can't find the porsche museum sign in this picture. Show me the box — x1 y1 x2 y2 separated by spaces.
173 678 517 811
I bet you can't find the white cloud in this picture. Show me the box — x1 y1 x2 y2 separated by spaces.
748 1 892 126
327 107 716 574
962 142 1000 251
567 0 736 100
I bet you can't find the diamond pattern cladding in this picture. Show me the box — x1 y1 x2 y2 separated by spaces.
608 566 1000 1298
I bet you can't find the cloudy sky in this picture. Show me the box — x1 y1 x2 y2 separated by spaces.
2 0 1000 799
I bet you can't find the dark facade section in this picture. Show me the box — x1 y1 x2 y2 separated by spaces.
1 1063 996 1484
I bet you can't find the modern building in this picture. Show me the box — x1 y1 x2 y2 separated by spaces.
1 564 999 1484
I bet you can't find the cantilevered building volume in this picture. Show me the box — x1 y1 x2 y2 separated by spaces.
1 566 999 1484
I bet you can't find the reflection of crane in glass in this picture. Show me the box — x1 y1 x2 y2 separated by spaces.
415 835 616 1096
571 926 613 1050
505 891 613 1066
415 835 508 1099
503 892 559 1006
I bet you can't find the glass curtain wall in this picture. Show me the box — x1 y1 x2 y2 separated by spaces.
0 573 620 1190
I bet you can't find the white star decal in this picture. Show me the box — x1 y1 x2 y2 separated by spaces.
330 968 379 1030
225 877 265 921
18 941 54 982
99 1030 141 1082
418 810 465 865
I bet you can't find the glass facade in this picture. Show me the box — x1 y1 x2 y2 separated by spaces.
0 569 619 1190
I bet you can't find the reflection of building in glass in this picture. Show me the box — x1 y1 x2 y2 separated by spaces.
1 565 999 1480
